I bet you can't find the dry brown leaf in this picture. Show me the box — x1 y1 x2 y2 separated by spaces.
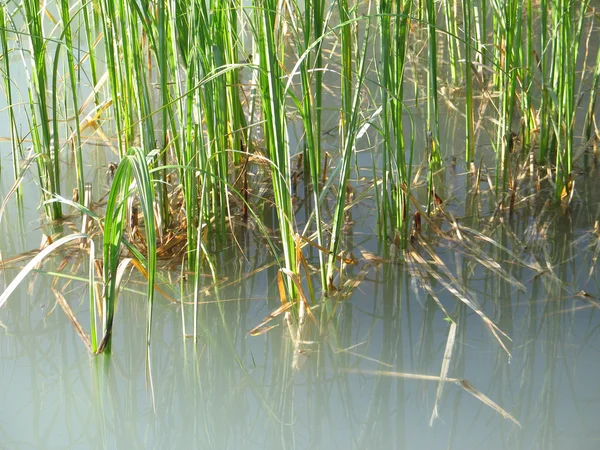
248 302 294 336
52 288 92 353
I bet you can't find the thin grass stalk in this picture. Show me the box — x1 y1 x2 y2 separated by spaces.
254 0 297 296
183 60 199 270
177 0 201 271
507 0 521 191
473 0 486 77
22 0 62 220
326 0 354 287
378 0 392 243
117 0 137 147
187 0 229 245
391 1 412 245
130 148 157 354
209 42 230 246
554 0 571 199
97 0 126 154
166 0 185 167
538 0 552 163
490 0 519 194
378 0 410 243
98 158 132 352
193 181 207 342
463 0 474 163
81 0 99 106
0 6 20 184
338 0 352 144
491 4 501 89
174 0 230 268
157 0 170 228
219 0 246 167
425 0 442 212
289 0 327 292
521 0 534 153
126 7 156 151
443 0 461 85
325 12 371 290
98 147 156 353
59 0 85 201
583 16 600 165
425 1 441 157
313 0 325 166
554 0 589 199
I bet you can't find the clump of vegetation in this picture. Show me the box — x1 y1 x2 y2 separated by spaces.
0 0 599 357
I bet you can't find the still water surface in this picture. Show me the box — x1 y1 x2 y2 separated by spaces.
1 159 599 449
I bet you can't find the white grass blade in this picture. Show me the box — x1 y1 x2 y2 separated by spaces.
0 233 89 308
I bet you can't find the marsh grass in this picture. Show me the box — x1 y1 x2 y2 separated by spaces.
0 0 599 357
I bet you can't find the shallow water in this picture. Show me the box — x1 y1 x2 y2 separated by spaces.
2 163 600 449
1 88 600 447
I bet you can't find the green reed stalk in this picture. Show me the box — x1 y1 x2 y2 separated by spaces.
98 147 156 353
81 0 99 106
326 0 353 288
379 0 412 246
117 0 137 147
287 0 327 292
463 0 474 163
314 0 325 162
538 0 553 164
425 0 442 211
182 0 237 246
177 0 201 270
553 0 572 199
473 0 487 77
210 1 233 244
157 0 170 227
309 0 328 292
583 20 600 166
126 0 172 229
125 5 156 150
219 0 246 168
338 0 352 148
491 6 501 89
379 0 392 243
59 0 85 201
97 0 126 154
490 0 520 193
553 0 589 199
0 6 19 183
22 0 62 220
443 0 461 85
254 0 297 296
521 0 534 153
425 0 441 156
98 158 131 352
167 0 244 264
326 11 371 290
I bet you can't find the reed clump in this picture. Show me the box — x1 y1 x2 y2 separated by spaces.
0 0 599 352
